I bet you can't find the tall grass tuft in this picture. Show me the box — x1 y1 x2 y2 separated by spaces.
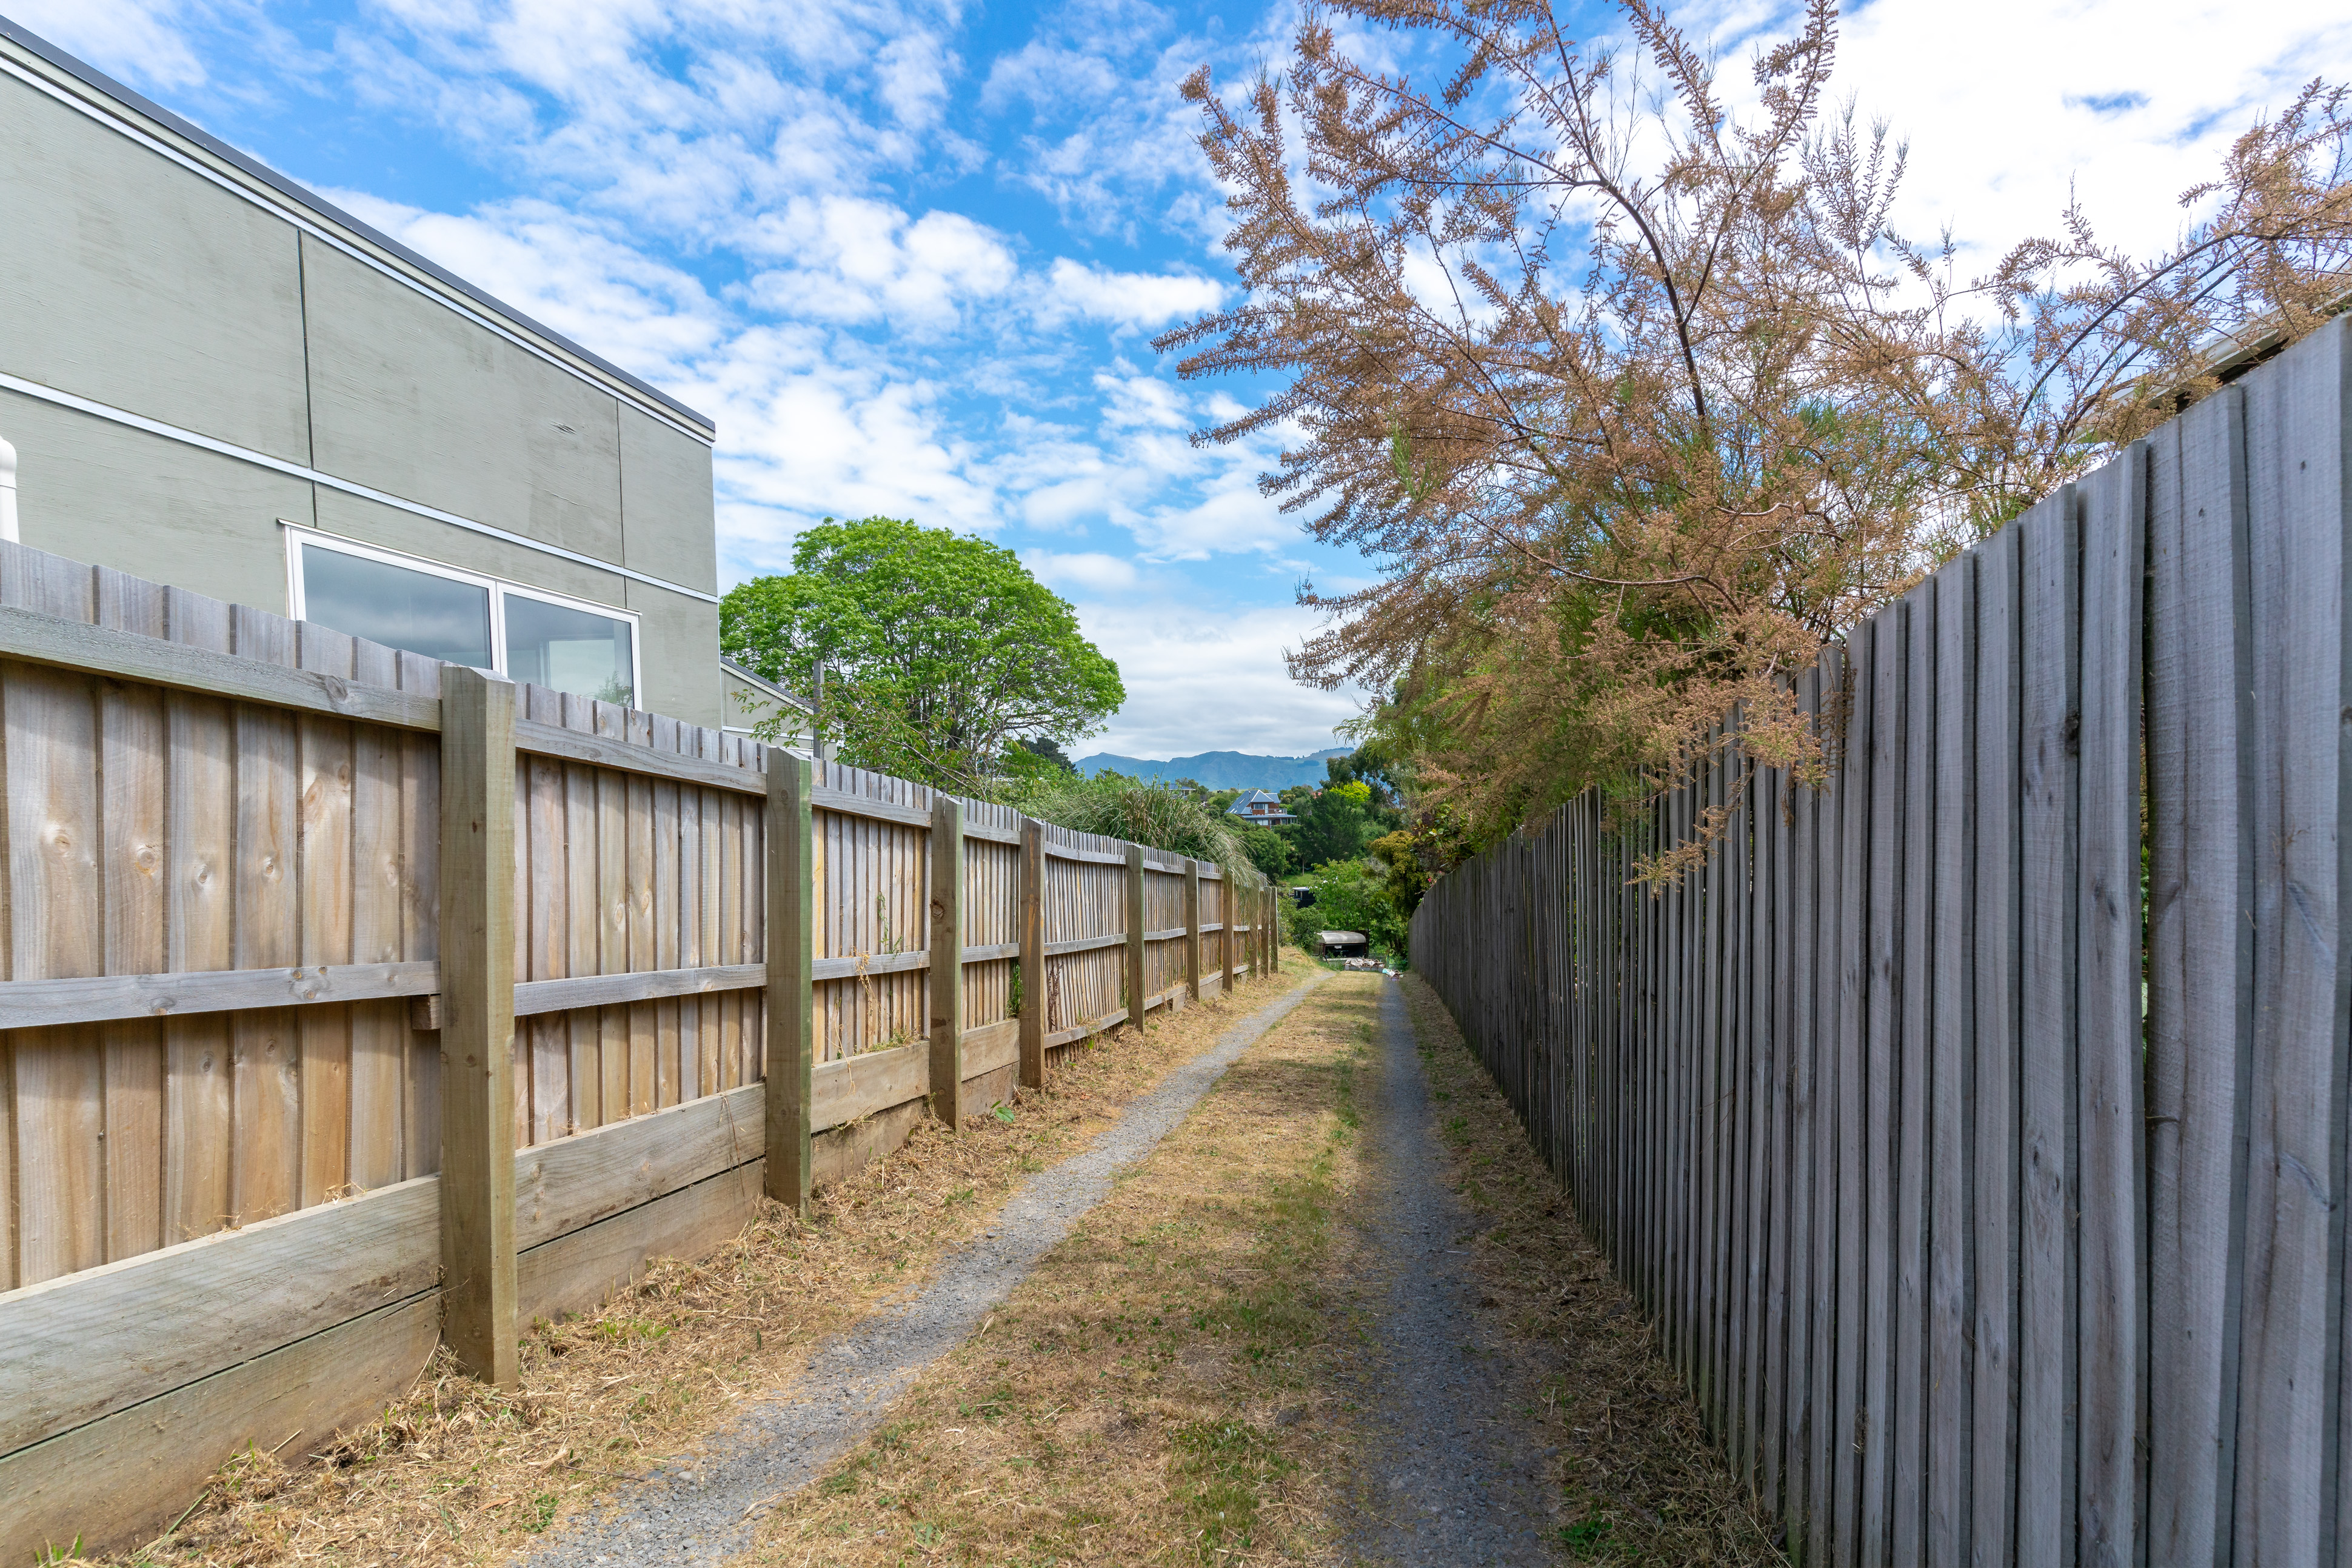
1018 773 1266 892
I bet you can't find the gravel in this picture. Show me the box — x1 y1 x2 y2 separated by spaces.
1334 978 1557 1566
521 975 1326 1567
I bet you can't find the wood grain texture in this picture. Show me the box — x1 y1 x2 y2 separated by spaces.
929 795 964 1129
515 1158 763 1326
1125 844 1147 1036
1928 551 1977 1568
1972 519 2025 1568
0 601 442 732
513 963 766 1016
1834 622 1873 1568
515 1083 764 1250
2144 389 2253 1568
436 668 518 1387
1811 642 1848 1568
2075 445 2147 1568
1862 607 1906 1568
0 1292 441 1565
811 1039 928 1132
515 716 760 797
2233 312 2348 1565
0 962 440 1029
1019 820 1045 1090
2017 487 2080 1568
0 1174 436 1454
765 751 815 1209
1893 587 1936 1568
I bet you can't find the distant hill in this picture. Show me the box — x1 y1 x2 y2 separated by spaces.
1074 748 1348 791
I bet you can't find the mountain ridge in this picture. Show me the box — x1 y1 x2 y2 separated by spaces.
1072 747 1348 791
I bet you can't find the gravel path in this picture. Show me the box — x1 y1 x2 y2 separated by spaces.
521 975 1326 1567
1335 978 1556 1566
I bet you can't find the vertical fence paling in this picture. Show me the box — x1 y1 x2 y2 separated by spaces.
1407 317 2352 1567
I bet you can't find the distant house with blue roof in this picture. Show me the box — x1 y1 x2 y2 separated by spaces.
1227 789 1297 827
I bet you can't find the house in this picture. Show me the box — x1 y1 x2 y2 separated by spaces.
1226 789 1298 827
0 16 725 724
720 656 815 742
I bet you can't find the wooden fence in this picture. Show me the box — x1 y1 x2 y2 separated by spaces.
0 537 1281 1556
1409 315 2352 1567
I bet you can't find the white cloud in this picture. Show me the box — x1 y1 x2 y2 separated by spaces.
55 0 2343 770
1032 258 1223 330
740 198 1019 330
1077 601 1363 757
1024 549 1140 594
9 0 209 89
1684 0 2352 268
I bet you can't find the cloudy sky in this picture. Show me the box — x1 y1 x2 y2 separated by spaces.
15 0 2350 756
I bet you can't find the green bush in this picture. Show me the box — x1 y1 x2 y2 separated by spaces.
1020 772 1266 893
1288 858 1407 961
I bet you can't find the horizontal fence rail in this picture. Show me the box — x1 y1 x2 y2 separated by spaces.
1409 318 2352 1567
0 534 1288 1556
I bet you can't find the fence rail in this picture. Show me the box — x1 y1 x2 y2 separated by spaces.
1409 316 2352 1567
0 537 1285 1556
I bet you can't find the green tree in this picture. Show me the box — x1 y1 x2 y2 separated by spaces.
1000 736 1078 792
1291 782 1374 869
721 517 1124 792
1288 858 1407 960
1237 824 1295 880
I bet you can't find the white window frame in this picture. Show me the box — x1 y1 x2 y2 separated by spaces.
282 522 644 701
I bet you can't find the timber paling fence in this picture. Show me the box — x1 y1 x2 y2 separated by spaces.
1411 315 2352 1568
0 540 1283 1558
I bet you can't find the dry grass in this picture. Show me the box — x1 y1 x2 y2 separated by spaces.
1397 973 1788 1566
91 964 1310 1568
743 970 1371 1567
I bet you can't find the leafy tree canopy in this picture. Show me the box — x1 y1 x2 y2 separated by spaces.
721 517 1124 792
1290 786 1375 869
1288 858 1407 961
1237 823 1296 879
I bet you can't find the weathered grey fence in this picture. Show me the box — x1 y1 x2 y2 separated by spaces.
0 535 1283 1558
1410 316 2352 1567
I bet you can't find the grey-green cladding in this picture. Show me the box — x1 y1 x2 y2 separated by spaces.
0 18 724 725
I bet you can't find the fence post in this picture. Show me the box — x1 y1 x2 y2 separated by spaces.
929 794 966 1127
1019 818 1046 1089
1221 872 1238 995
764 749 815 1212
1184 859 1203 1003
1125 842 1148 1029
1268 886 1281 972
436 666 517 1387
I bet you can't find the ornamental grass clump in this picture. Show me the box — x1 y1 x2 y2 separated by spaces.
1019 772 1266 892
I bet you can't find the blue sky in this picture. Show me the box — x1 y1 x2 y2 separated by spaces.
16 0 2352 756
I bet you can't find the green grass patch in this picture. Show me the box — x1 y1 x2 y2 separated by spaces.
1172 1418 1296 1560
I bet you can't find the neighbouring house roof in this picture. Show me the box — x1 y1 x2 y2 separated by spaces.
1319 930 1368 944
720 658 812 713
1227 789 1297 825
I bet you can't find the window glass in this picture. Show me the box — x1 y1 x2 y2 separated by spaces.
504 593 635 706
299 542 492 667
